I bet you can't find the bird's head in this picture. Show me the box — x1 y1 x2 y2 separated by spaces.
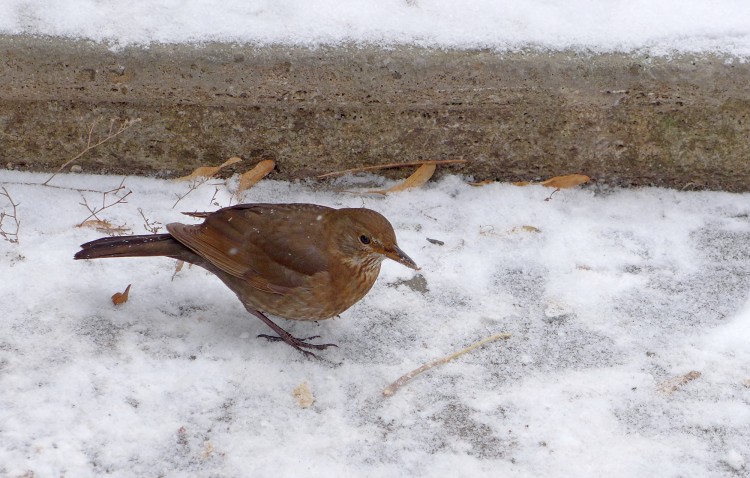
330 208 419 271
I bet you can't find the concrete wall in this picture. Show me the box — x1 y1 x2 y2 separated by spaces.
1 35 749 190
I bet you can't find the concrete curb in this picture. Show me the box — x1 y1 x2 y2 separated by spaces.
1 35 749 190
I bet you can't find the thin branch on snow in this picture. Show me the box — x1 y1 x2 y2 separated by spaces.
383 332 511 397
172 177 210 209
0 186 21 244
138 208 163 234
77 177 132 227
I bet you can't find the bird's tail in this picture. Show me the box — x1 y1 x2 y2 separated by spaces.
74 234 188 260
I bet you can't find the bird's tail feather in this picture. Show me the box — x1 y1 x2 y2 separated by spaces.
74 234 188 260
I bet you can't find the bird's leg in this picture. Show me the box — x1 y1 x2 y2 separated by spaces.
245 309 337 358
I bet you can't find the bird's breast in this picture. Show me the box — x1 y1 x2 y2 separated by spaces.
230 261 382 321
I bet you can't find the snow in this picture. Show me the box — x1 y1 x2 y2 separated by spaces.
0 0 749 56
1 169 749 476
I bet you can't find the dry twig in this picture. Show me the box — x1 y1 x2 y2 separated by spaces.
42 118 141 186
383 332 511 397
316 159 467 179
172 177 210 209
3 180 130 195
77 178 132 227
544 188 560 202
78 219 130 235
0 186 21 244
138 208 162 233
209 187 221 208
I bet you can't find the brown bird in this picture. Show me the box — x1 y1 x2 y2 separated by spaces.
74 203 418 357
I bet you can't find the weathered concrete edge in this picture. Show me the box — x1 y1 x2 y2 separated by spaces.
1 34 749 191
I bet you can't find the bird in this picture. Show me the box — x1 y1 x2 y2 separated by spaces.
74 203 419 357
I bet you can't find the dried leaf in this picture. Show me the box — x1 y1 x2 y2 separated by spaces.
658 370 701 395
237 160 275 194
469 179 495 187
510 225 542 234
293 382 314 408
176 156 242 181
541 174 590 189
367 163 436 195
111 284 131 305
512 175 590 189
78 219 112 229
171 260 185 281
317 159 467 179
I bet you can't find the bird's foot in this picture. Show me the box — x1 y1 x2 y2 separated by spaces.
257 333 337 358
247 308 338 358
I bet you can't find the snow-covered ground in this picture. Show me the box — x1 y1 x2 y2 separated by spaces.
0 170 749 476
1 0 750 56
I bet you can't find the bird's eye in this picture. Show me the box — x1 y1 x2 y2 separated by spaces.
359 235 371 245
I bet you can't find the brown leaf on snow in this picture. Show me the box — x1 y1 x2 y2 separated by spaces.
511 225 542 234
237 160 275 194
541 174 590 189
512 174 590 189
176 156 242 181
658 370 702 395
111 284 131 305
171 260 185 281
365 163 436 195
469 179 495 187
78 219 113 229
316 159 466 179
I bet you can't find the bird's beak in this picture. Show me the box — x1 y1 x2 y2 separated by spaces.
384 245 420 270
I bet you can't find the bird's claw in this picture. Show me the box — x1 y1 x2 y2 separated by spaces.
257 333 338 358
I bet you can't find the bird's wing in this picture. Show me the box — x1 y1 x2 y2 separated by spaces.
167 204 332 295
